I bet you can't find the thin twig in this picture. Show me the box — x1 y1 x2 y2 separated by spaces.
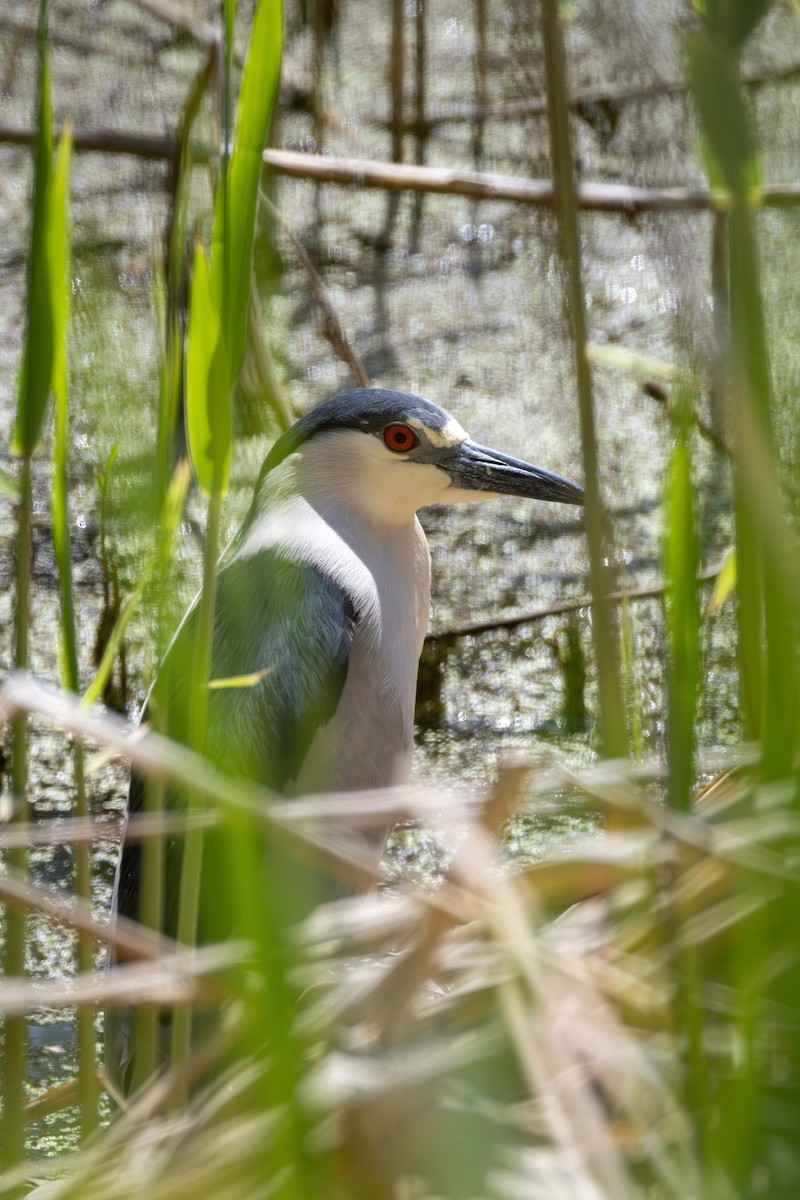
259 188 369 387
3 123 800 211
132 0 221 50
387 57 800 133
0 867 182 960
0 942 245 1017
541 0 626 757
426 561 724 641
0 810 217 849
260 152 800 213
0 676 414 890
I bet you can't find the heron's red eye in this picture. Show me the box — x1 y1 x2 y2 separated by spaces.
383 423 418 453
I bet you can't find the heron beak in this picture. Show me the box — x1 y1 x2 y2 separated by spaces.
442 440 584 505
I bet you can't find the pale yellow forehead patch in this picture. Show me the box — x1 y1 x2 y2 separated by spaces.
407 415 469 448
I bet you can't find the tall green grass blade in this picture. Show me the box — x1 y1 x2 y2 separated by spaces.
728 204 797 782
188 7 308 1140
83 567 153 708
689 28 798 781
731 473 763 741
2 455 32 1175
157 53 213 514
131 460 191 1093
3 0 56 1169
539 0 627 758
173 6 283 1082
175 246 227 1070
692 0 773 50
664 388 700 811
222 0 236 169
686 35 760 199
153 262 180 514
619 585 643 760
10 0 54 458
83 462 191 709
51 123 77 694
708 545 736 615
185 243 231 496
686 16 800 1188
4 551 28 1138
47 121 98 1137
170 490 222 1080
211 0 282 392
94 441 118 504
0 465 21 500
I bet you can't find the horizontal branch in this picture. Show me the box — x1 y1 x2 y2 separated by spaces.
0 865 182 961
263 150 716 212
2 122 800 212
427 561 723 641
0 121 191 161
133 0 219 47
390 57 800 132
0 810 216 850
0 941 244 1018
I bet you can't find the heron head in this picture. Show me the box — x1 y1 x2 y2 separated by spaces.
259 388 584 524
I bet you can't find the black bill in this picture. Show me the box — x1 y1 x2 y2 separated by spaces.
443 440 584 505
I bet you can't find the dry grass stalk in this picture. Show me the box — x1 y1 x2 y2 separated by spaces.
1 676 793 1198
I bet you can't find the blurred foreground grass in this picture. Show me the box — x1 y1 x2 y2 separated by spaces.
3 0 800 1197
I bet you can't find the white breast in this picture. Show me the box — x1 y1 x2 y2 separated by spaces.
238 455 432 791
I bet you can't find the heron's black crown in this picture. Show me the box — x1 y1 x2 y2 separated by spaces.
261 389 451 477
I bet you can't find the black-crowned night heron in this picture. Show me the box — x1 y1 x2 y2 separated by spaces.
107 388 582 1089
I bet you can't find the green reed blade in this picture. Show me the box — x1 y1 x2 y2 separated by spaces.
48 121 99 1137
9 1 54 459
211 0 282 393
176 5 283 1052
539 0 627 757
693 0 773 51
664 388 700 812
0 465 21 501
50 122 76 693
156 52 213 516
185 243 231 497
686 15 800 1188
3 0 57 1170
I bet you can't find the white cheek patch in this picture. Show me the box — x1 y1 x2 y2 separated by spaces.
407 415 468 448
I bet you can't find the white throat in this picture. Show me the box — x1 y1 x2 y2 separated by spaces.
238 449 433 665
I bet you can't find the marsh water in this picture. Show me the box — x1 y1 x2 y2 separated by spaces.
2 0 800 1154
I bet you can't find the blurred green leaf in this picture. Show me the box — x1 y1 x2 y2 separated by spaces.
10 1 55 457
692 0 773 50
93 441 119 497
186 244 231 496
708 547 736 615
207 666 275 690
157 55 212 517
211 0 282 391
48 123 71 410
586 341 683 382
665 391 700 810
83 460 191 707
49 123 77 692
223 0 236 111
0 465 21 501
162 456 192 534
685 34 761 199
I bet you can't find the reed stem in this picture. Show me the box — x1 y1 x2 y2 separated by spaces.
2 454 33 1170
539 0 627 757
170 486 222 1075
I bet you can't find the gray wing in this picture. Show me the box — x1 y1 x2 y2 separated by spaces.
106 550 358 1091
114 547 359 925
202 549 359 788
